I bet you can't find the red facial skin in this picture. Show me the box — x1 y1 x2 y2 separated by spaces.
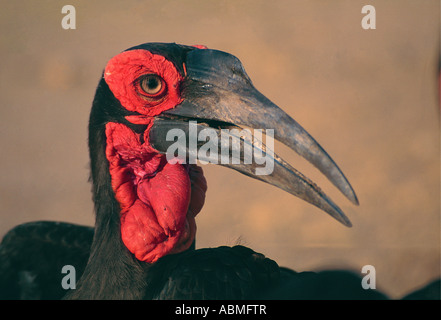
103 48 207 263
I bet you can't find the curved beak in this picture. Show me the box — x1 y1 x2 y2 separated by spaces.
149 49 358 227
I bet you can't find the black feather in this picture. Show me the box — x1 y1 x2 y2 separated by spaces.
0 221 92 299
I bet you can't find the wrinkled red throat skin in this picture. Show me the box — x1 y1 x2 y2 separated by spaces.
105 122 206 263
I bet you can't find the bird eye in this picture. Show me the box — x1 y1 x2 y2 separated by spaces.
138 74 165 96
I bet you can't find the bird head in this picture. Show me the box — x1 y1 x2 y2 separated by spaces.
88 43 358 264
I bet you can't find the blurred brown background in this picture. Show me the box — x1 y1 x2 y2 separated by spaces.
0 1 439 298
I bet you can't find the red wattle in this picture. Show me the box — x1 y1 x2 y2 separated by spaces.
105 122 206 263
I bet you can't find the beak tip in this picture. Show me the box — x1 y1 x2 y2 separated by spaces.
323 197 353 227
343 219 353 228
348 192 360 206
335 212 352 228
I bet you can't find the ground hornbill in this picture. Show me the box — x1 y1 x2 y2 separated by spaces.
0 43 438 300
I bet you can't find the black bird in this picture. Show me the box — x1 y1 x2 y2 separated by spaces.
1 42 430 300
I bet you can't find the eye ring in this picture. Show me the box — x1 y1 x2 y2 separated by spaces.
137 74 166 97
